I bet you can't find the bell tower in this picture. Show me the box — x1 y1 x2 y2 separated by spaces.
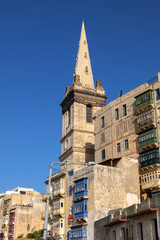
60 21 107 169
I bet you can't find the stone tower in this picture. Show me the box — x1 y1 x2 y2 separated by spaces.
59 21 107 170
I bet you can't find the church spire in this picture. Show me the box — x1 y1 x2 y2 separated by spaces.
74 21 95 89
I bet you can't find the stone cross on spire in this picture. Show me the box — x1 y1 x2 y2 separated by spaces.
74 21 95 89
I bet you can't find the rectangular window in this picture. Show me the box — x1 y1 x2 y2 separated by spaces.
156 88 160 100
60 220 63 228
124 122 128 132
117 142 121 153
137 223 143 240
68 170 73 177
86 105 92 123
115 108 119 120
112 230 116 240
101 132 105 144
69 186 72 196
68 108 71 126
60 200 64 208
126 228 129 240
121 228 125 240
151 219 158 240
102 149 105 160
123 104 127 116
125 139 129 150
101 116 105 128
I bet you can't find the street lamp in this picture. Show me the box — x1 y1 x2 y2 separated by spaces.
43 161 96 240
43 162 61 240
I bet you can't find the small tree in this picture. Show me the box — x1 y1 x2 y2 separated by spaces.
17 234 23 238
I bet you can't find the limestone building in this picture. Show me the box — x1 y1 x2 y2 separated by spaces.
94 74 160 199
95 193 160 240
45 22 141 240
0 187 45 240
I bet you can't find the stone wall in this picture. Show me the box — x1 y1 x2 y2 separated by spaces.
95 197 160 240
66 156 140 240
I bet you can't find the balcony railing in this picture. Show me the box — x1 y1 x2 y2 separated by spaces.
137 118 155 133
75 190 88 199
74 212 88 219
141 170 160 190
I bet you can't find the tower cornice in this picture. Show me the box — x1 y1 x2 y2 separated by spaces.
60 88 107 114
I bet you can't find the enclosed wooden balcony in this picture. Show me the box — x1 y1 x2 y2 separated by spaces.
52 218 65 237
135 89 154 113
138 128 158 151
140 170 160 191
53 207 65 216
140 148 160 169
52 199 65 217
52 179 65 198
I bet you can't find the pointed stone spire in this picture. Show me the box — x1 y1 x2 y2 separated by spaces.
74 21 95 89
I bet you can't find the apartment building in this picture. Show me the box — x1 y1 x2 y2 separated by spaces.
94 74 160 198
46 170 66 239
0 187 45 240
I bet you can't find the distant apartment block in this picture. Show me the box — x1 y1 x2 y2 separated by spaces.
0 187 45 240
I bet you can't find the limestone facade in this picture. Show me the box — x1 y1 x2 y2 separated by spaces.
59 21 107 173
94 74 160 197
66 157 140 240
46 170 66 239
0 187 45 240
95 195 160 240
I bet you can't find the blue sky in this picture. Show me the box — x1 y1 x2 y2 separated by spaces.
0 0 160 193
